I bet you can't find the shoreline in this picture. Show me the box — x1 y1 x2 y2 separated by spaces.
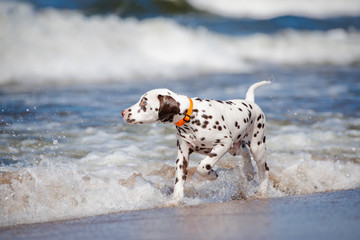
1 188 360 240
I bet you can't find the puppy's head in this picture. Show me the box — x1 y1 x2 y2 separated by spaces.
122 89 182 124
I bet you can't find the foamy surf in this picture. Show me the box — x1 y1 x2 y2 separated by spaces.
0 158 168 227
1 69 359 227
1 113 359 227
1 2 359 85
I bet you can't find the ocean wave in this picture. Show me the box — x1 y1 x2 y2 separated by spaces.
1 116 360 227
1 2 359 85
0 158 168 227
187 0 360 19
1 139 359 227
21 0 360 19
1 145 359 227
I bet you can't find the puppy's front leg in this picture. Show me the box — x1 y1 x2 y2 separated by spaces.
197 139 232 178
172 138 190 203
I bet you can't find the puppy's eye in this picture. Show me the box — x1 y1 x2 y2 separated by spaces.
140 100 147 111
141 100 147 107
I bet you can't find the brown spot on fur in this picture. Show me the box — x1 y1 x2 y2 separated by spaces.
183 158 188 170
192 120 201 126
202 121 209 128
265 162 269 171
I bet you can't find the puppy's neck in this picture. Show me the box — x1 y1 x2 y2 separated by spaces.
173 95 193 124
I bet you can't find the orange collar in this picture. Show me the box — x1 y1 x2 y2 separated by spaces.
175 98 193 127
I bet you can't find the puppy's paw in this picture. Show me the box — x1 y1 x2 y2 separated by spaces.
196 169 218 181
166 195 183 207
244 172 255 182
257 179 269 198
207 169 218 180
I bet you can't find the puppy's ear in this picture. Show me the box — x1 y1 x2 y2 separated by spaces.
158 95 180 123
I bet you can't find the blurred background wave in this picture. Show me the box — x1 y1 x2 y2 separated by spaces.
1 0 359 85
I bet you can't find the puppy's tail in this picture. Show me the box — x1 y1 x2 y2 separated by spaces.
245 81 271 102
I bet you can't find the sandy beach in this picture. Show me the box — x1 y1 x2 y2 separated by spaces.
1 188 359 240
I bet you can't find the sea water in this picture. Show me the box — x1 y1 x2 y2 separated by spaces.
0 1 359 227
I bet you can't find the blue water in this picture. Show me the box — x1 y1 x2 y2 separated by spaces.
23 0 360 35
1 0 359 227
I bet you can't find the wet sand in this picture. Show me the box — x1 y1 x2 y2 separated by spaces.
1 188 360 240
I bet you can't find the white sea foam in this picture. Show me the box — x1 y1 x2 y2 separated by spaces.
0 158 168 227
187 0 360 19
1 117 360 227
1 2 359 85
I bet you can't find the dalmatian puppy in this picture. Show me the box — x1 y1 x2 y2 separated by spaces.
122 81 271 202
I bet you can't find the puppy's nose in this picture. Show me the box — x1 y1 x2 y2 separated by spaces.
121 110 126 117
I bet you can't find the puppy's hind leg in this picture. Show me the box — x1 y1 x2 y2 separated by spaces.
230 141 256 181
239 142 256 181
250 139 269 197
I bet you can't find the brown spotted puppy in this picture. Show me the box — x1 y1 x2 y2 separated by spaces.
122 81 271 202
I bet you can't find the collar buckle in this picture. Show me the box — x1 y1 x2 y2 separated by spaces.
175 98 193 127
